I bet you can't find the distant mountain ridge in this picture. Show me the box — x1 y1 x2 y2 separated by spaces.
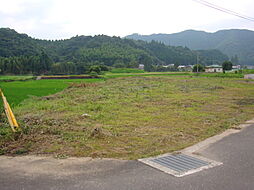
0 28 228 67
0 28 231 74
126 29 254 65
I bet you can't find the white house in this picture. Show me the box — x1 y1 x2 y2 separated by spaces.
162 64 174 68
178 65 193 72
232 65 241 70
246 65 254 69
138 64 144 70
205 65 223 73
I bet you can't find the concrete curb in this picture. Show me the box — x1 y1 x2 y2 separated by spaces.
182 119 254 154
139 119 254 177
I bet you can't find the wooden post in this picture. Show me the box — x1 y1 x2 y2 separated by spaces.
0 89 20 132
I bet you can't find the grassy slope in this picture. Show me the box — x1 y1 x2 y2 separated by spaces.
1 76 254 159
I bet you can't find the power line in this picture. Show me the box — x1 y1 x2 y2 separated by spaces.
192 0 254 22
192 0 254 21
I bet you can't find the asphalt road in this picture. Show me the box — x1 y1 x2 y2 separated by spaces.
1 124 254 190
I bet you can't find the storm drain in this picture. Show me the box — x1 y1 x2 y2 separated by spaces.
139 153 222 177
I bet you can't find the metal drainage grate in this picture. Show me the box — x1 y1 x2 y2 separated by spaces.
139 153 222 177
151 154 209 172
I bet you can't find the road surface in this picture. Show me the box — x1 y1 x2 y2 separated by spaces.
0 123 254 190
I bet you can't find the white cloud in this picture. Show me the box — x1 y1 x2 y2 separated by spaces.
0 1 24 14
0 0 254 39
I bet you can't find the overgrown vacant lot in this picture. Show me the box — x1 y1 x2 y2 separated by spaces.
1 76 254 159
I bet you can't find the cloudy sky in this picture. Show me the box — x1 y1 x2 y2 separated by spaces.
0 0 254 39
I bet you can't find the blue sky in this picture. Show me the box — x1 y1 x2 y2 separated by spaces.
0 0 254 39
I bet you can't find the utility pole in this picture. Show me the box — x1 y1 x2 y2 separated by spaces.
196 53 199 73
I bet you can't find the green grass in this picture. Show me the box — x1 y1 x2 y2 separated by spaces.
0 72 244 107
1 75 254 159
196 72 244 78
0 75 35 82
0 72 246 111
104 72 192 79
104 71 245 79
0 78 103 107
243 69 254 74
109 68 145 73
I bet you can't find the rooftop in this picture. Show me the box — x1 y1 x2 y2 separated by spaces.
205 65 222 68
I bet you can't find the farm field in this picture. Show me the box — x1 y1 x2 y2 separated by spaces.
1 75 254 159
0 71 246 107
104 71 245 79
0 75 35 82
0 78 103 106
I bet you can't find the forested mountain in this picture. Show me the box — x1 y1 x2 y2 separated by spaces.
0 28 229 74
126 29 254 65
0 28 42 57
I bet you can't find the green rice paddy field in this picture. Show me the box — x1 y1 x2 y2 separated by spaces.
0 78 103 107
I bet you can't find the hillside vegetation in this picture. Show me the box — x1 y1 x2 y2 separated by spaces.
126 29 254 65
0 28 229 75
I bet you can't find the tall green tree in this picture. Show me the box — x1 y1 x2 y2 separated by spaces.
222 61 233 71
38 51 52 74
192 64 205 72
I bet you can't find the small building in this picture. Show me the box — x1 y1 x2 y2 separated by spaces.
178 65 186 69
138 64 144 70
205 65 223 73
232 65 241 70
246 65 254 69
178 65 193 72
162 64 175 68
